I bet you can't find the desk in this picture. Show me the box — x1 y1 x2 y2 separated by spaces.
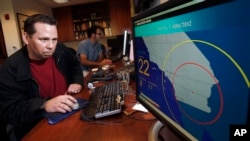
22 61 156 141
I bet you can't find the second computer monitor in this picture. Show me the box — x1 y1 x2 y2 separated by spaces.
122 30 131 57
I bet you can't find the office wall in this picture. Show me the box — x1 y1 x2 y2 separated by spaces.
0 0 20 56
12 0 52 16
0 0 52 56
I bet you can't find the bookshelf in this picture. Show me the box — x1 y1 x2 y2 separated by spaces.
52 0 131 42
72 1 111 40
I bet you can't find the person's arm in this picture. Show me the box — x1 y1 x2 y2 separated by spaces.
79 53 102 67
80 54 112 67
0 63 46 127
40 95 78 113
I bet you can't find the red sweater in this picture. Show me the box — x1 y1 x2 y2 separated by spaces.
30 57 67 98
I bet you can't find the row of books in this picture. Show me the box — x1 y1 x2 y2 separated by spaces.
74 20 110 31
74 27 112 39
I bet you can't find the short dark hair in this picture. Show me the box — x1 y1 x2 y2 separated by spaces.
24 14 57 36
87 25 102 38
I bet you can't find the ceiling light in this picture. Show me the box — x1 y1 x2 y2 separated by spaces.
52 0 70 4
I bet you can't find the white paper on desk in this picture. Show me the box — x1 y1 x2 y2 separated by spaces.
132 103 148 113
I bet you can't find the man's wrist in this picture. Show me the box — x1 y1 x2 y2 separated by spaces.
40 101 47 109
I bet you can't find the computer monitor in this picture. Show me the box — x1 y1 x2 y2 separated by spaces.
132 0 250 141
107 34 124 60
122 30 131 59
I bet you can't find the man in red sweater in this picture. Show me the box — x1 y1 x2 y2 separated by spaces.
0 14 83 140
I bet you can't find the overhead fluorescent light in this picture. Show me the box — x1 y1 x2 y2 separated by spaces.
52 0 70 4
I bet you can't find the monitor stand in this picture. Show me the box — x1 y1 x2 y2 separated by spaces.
148 121 164 141
148 120 185 141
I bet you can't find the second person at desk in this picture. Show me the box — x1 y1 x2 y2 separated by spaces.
76 25 112 77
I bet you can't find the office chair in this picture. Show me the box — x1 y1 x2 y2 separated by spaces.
68 47 77 55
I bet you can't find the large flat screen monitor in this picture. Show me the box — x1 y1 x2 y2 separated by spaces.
132 0 250 140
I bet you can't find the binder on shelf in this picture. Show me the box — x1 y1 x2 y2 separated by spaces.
108 28 112 36
104 27 112 36
104 28 109 36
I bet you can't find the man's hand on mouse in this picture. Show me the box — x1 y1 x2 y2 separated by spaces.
42 95 78 113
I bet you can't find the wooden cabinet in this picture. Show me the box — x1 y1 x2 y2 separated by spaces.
53 6 74 42
109 0 132 35
52 0 131 42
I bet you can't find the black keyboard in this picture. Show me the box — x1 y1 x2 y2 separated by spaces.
81 81 124 120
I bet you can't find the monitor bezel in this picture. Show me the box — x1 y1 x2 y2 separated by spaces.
132 0 231 22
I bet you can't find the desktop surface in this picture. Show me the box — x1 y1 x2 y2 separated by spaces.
22 111 155 141
21 61 156 141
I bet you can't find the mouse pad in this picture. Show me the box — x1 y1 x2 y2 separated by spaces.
44 98 88 125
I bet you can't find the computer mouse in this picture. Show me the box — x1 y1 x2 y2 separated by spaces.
72 102 79 110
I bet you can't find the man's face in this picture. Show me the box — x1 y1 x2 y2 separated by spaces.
24 22 58 60
94 28 103 40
